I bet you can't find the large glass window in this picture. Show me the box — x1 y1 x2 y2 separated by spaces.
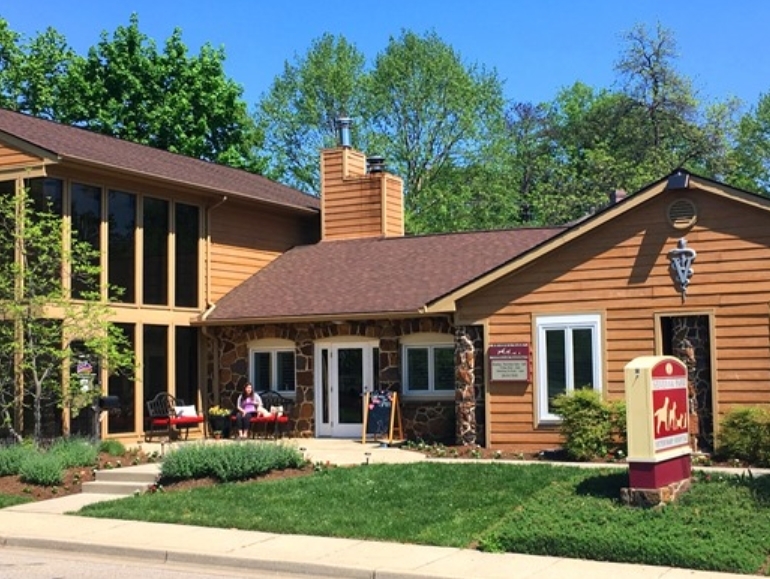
108 323 135 434
175 326 199 406
403 345 455 393
175 203 199 307
28 178 63 215
143 325 168 426
71 183 102 299
108 191 136 302
536 314 602 423
250 348 296 393
143 197 169 305
25 178 64 296
0 181 16 292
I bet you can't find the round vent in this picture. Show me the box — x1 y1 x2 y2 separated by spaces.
667 198 698 229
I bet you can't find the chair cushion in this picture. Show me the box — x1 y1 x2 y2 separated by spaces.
170 416 204 426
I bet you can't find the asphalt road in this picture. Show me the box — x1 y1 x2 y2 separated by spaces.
0 547 314 579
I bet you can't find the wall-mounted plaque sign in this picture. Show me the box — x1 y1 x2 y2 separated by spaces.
488 343 530 382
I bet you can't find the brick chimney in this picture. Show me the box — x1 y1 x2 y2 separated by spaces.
320 120 404 241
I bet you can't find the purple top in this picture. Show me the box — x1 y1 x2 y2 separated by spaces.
237 392 263 414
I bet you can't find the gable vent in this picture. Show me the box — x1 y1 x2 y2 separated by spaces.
667 198 698 229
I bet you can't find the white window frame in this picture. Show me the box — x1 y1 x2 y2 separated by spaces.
536 314 602 424
248 340 296 396
401 333 455 398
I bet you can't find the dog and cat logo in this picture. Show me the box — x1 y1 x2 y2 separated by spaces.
651 360 689 451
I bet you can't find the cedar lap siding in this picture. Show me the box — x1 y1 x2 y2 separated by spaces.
457 175 770 451
0 108 319 439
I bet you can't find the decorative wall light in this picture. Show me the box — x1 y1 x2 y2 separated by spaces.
668 238 696 301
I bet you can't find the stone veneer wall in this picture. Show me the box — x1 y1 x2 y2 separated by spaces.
205 318 485 443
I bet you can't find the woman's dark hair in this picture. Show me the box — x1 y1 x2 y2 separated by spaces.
241 382 254 398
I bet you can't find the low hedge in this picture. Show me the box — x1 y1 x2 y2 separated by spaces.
160 442 306 483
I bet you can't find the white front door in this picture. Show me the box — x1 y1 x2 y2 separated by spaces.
315 341 378 437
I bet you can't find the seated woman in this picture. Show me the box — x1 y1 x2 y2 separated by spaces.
235 382 270 439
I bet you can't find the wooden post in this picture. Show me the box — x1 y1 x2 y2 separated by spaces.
361 391 371 444
388 392 404 444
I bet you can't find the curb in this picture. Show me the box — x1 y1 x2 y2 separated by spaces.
1 536 376 579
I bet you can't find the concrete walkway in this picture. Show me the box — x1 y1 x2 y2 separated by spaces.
0 439 759 579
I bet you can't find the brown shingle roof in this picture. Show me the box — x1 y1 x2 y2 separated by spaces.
205 227 564 322
0 108 319 212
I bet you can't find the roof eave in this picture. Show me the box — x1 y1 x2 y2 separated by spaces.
193 308 453 327
60 154 320 215
0 130 61 163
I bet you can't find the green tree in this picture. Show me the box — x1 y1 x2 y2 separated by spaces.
10 27 78 120
0 182 133 441
256 33 367 193
366 30 506 233
61 14 263 170
725 93 770 194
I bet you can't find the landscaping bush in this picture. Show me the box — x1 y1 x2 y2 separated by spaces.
161 442 305 483
552 389 626 461
716 407 770 466
99 439 127 457
49 437 99 468
0 444 34 476
19 453 64 486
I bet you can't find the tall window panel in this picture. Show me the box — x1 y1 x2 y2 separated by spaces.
175 203 199 307
108 191 136 302
26 178 64 296
0 181 15 297
143 197 169 305
175 326 199 407
143 325 168 426
28 177 63 215
108 323 136 434
71 183 102 299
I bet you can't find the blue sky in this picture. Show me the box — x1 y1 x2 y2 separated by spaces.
2 1 768 111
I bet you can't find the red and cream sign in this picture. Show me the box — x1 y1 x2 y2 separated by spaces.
651 359 689 452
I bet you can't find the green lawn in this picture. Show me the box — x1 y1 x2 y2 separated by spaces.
0 494 32 508
77 463 770 575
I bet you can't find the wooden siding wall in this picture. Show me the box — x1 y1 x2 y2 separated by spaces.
459 190 770 450
321 148 404 240
209 201 316 301
0 143 43 169
384 175 405 237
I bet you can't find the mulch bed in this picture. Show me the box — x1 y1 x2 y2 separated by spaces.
0 451 157 502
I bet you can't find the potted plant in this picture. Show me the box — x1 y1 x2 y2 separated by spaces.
208 405 232 438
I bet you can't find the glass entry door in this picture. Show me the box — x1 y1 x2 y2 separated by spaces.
316 341 378 437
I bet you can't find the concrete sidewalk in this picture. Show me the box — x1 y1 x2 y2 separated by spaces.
0 439 759 579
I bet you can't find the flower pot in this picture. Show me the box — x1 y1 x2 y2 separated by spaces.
208 415 229 437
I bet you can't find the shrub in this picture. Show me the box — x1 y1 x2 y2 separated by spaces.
99 439 127 457
19 453 64 486
49 437 99 468
0 444 34 476
161 442 305 483
552 389 626 461
716 407 770 466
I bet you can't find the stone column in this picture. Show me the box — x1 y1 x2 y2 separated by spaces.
454 328 476 446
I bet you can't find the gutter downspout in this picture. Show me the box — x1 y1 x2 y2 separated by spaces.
202 196 228 413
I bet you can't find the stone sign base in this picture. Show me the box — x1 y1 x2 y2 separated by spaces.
620 478 691 509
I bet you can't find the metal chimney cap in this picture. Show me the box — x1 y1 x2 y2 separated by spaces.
367 155 386 173
335 117 352 148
